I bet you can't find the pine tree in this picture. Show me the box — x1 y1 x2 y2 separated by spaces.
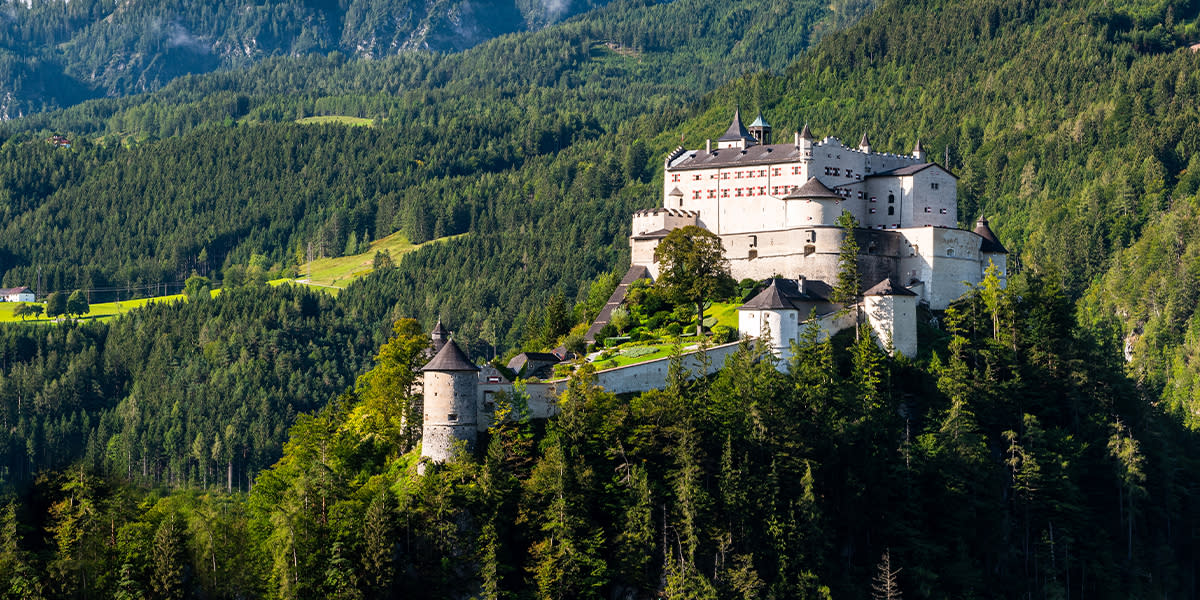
151 515 186 600
871 549 902 600
323 542 363 600
831 211 861 324
361 492 395 599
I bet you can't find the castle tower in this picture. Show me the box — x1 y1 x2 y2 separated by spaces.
749 113 772 145
431 320 449 354
797 123 814 158
420 338 479 464
717 108 758 150
737 278 801 365
973 216 1009 287
912 139 927 162
863 278 918 358
859 132 871 154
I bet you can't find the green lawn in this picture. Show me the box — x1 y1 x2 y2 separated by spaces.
1 232 461 326
0 294 187 324
707 302 740 329
295 115 375 127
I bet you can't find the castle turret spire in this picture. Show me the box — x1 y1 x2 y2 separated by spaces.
718 107 757 149
912 139 927 161
749 112 772 145
859 132 871 153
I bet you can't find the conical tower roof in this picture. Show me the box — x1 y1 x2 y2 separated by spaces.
864 278 917 296
859 132 871 148
974 217 1008 254
749 113 770 129
432 320 449 337
739 279 795 310
421 339 479 372
912 139 925 154
784 177 843 200
718 108 757 143
799 123 814 141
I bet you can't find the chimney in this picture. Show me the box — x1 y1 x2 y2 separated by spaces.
797 275 806 294
706 139 712 153
794 131 800 146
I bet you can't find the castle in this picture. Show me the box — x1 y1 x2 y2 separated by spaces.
418 110 1008 466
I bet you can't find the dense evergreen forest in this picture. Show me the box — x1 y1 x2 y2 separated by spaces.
2 0 1200 596
0 0 614 117
4 279 1197 599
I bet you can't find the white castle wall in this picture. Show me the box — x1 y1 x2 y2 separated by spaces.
898 227 987 310
739 308 857 365
865 294 918 357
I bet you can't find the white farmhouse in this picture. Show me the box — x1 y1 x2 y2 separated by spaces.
0 287 35 303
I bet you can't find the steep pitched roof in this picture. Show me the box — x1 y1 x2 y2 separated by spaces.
974 217 1009 254
739 278 833 310
718 108 757 143
859 132 871 147
507 352 561 376
912 139 925 154
867 162 959 179
421 339 479 372
749 113 770 129
666 143 804 171
431 321 449 337
784 177 843 200
739 279 794 310
864 278 918 296
799 123 814 141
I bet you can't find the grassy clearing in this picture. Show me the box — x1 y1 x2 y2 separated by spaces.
0 294 187 324
707 302 740 330
295 115 375 127
291 232 465 290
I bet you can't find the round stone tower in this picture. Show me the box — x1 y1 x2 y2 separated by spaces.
420 338 479 464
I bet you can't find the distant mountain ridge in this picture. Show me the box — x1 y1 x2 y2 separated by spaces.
0 0 611 118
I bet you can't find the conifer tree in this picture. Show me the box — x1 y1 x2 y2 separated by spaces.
361 492 395 599
832 211 861 326
151 515 186 600
871 549 902 600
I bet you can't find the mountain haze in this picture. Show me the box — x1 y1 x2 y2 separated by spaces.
0 0 612 118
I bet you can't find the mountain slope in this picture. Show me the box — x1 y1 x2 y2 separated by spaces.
0 0 612 118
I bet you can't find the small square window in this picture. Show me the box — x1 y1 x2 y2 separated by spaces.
869 208 877 214
448 413 459 422
924 207 932 213
939 208 948 214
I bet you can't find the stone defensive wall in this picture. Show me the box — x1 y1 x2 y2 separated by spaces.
474 341 744 431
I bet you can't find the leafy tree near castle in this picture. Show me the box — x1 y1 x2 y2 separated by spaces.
653 225 734 336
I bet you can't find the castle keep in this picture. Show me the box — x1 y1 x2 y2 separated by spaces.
419 111 1009 466
631 110 1007 311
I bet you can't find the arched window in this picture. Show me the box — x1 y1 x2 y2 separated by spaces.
887 206 895 216
888 193 895 203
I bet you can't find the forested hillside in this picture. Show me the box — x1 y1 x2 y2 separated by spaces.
0 0 613 117
5 0 1200 597
5 279 1198 599
0 0 876 353
0 285 376 491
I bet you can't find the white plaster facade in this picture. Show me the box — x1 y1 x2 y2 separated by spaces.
633 111 1008 312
